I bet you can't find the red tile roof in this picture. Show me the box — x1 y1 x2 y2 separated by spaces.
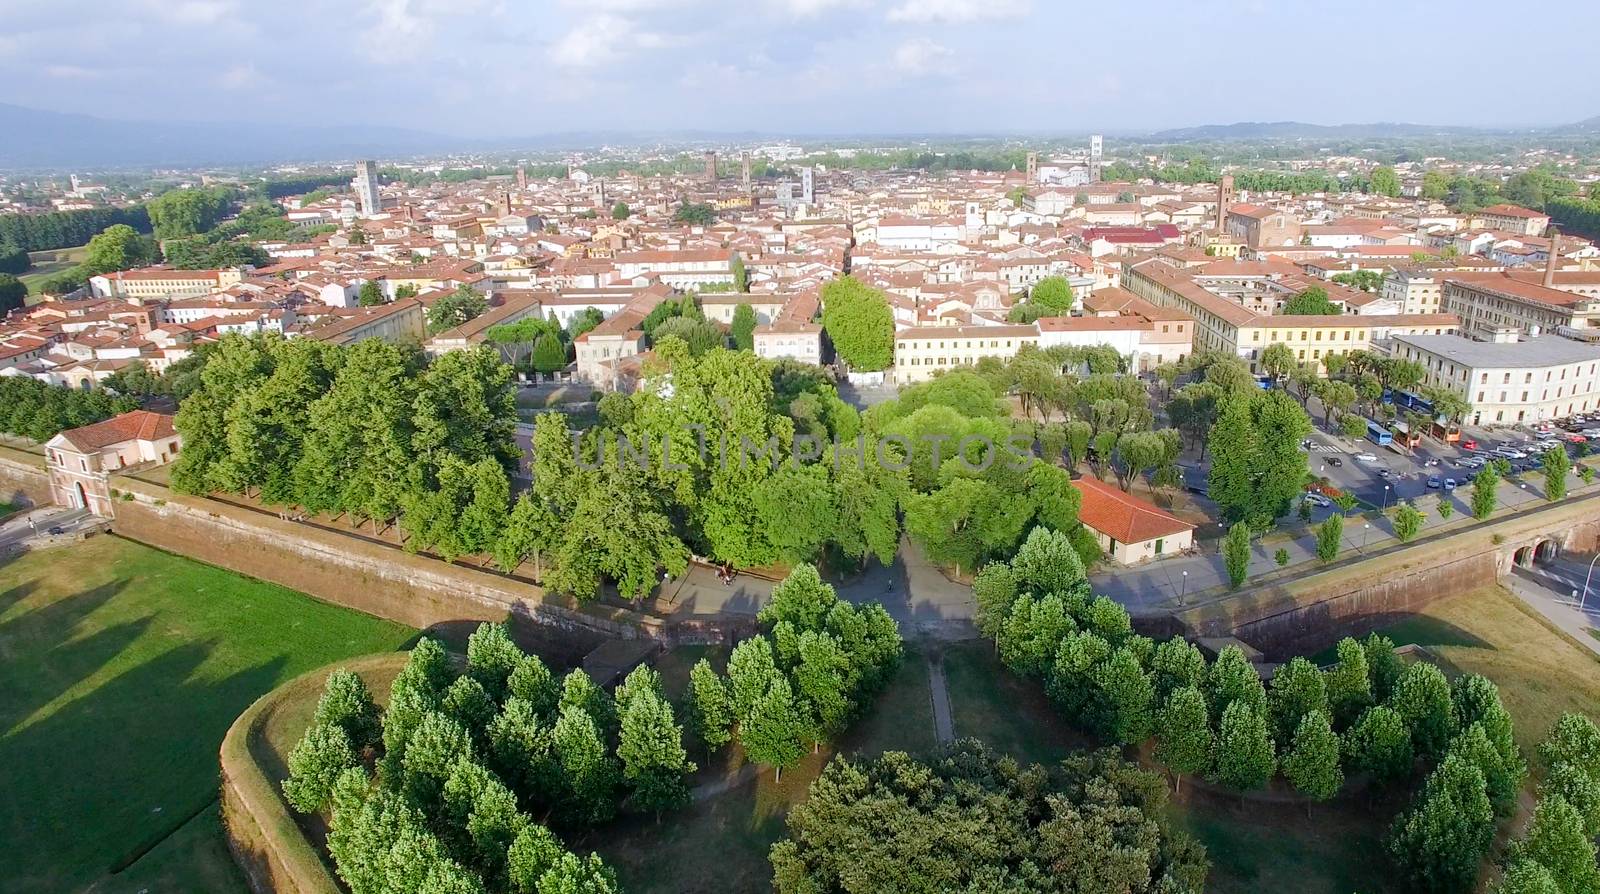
56 410 176 451
1072 476 1194 544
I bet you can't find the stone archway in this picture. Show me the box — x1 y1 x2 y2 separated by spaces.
1513 545 1534 567
1534 539 1560 564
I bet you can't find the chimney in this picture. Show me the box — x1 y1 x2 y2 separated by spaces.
1544 230 1561 288
1215 174 1234 232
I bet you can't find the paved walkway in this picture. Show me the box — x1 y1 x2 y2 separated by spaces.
1504 561 1600 657
926 653 955 744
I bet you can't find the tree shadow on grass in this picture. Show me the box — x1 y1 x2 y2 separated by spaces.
0 578 138 737
0 631 288 894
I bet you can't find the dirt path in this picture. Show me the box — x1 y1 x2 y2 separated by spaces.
927 652 955 744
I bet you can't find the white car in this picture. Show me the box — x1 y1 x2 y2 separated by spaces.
1303 492 1332 507
1494 447 1527 459
1583 428 1600 438
1354 452 1379 462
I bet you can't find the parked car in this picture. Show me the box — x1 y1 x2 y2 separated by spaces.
1377 468 1394 480
1461 438 1478 450
1427 476 1442 488
1567 433 1589 443
1327 456 1343 467
1303 493 1332 508
1494 446 1527 459
1354 452 1379 462
1582 428 1600 438
1444 478 1458 489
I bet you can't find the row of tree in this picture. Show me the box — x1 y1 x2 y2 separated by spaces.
0 205 150 253
1485 713 1600 894
684 565 902 780
0 377 138 443
286 622 693 893
977 527 1526 812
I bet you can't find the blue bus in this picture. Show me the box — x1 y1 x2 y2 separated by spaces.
1384 389 1435 416
1366 420 1393 447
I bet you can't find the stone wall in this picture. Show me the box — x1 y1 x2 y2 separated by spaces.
1177 493 1600 659
107 473 678 643
0 443 50 508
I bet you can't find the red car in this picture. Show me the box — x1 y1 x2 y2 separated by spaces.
1567 433 1589 444
1461 438 1478 450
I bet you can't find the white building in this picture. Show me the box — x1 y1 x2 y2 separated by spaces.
1388 333 1600 426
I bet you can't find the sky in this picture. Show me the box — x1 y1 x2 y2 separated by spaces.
2 0 1597 137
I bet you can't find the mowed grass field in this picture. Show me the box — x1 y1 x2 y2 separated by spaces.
0 535 415 894
19 244 88 300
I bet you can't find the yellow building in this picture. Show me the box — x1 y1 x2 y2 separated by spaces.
892 324 1038 383
1124 259 1458 373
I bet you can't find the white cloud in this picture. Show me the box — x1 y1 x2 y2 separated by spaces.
771 0 862 16
44 64 104 79
886 0 1029 24
218 62 263 89
891 37 951 75
551 14 667 68
149 0 238 26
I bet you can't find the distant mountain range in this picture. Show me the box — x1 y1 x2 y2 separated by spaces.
0 103 468 169
1143 118 1599 142
3 102 1598 170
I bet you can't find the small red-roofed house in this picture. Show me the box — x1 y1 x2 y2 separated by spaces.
45 410 181 516
1071 475 1195 564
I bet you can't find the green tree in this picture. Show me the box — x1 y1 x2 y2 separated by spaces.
83 223 156 274
1316 514 1343 563
971 562 1019 641
686 658 733 753
1222 521 1252 589
0 273 24 313
1437 493 1455 520
1155 686 1213 791
1269 656 1329 745
1388 754 1495 894
1325 636 1373 724
673 202 715 225
0 241 29 275
1391 662 1457 761
1260 342 1297 381
1363 633 1406 703
1340 413 1369 440
1208 390 1311 529
1275 547 1291 566
1282 286 1339 316
1091 647 1156 745
1283 709 1344 802
731 255 748 292
551 704 620 827
1150 637 1207 701
1542 445 1571 501
1371 166 1401 197
611 201 630 220
466 622 524 702
1448 723 1521 818
820 277 895 372
617 687 695 816
530 333 567 374
1393 501 1424 542
1493 861 1563 894
427 286 490 334
1029 276 1074 315
1344 705 1414 785
730 303 757 351
740 676 807 781
1207 644 1268 721
1211 701 1276 791
358 281 385 306
314 669 383 749
282 722 358 813
1472 466 1500 519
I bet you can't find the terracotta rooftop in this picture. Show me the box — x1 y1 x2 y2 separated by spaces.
1072 476 1194 544
54 410 176 452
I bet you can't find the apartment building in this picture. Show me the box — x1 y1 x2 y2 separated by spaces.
1225 204 1303 249
308 298 426 347
613 249 738 289
1441 273 1600 340
1123 259 1457 373
1388 333 1600 425
1475 204 1549 237
892 324 1039 383
89 267 248 301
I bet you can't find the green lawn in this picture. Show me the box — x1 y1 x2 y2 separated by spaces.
19 244 88 300
0 535 415 894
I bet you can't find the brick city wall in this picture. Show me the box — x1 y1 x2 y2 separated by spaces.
108 473 669 642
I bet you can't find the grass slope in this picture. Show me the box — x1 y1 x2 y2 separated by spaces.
0 535 414 894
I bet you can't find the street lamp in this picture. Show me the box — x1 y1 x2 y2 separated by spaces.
1382 484 1392 509
1363 522 1371 550
1179 570 1188 606
1581 553 1600 612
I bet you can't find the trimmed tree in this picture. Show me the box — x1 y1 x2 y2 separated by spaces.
1393 501 1424 542
1316 514 1343 563
313 669 383 750
1390 662 1457 761
741 677 806 781
1211 701 1276 792
820 277 895 372
1344 705 1414 785
1472 466 1500 519
686 659 733 754
731 303 757 351
618 688 696 816
1283 709 1344 802
1223 521 1252 589
1091 647 1156 745
1155 686 1213 792
283 722 359 813
1543 445 1571 501
1387 754 1495 894
1268 656 1329 745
